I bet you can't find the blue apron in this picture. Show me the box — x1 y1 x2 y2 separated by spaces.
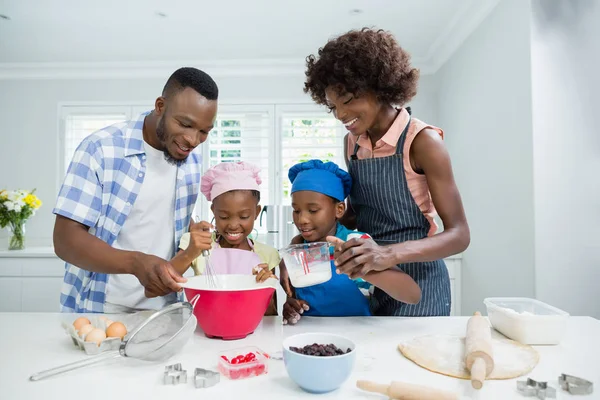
294 223 372 316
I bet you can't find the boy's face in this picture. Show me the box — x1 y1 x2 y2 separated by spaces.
291 191 345 242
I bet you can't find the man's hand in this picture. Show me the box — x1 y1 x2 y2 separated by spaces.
187 219 213 255
132 252 187 298
282 297 310 325
253 263 277 283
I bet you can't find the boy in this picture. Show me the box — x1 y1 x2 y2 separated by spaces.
281 160 421 324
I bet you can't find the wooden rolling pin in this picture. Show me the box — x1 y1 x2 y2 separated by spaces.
356 380 459 400
465 311 494 389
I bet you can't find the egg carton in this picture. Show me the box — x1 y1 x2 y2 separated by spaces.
62 312 152 355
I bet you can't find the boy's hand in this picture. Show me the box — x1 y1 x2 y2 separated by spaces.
187 219 213 254
282 297 310 325
253 263 276 283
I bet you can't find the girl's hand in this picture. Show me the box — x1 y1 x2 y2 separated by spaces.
253 263 276 283
282 297 310 325
327 236 395 279
188 220 213 254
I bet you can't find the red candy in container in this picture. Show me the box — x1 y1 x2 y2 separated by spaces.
218 346 269 380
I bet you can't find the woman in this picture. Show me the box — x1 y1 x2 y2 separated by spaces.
303 27 470 316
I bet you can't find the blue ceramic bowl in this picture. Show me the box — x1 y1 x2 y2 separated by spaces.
282 332 356 393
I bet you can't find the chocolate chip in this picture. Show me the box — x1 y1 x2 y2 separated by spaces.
289 343 352 357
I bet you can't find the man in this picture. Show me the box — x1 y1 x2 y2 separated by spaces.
53 67 216 313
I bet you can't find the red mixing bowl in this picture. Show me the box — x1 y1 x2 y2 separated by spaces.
181 274 277 340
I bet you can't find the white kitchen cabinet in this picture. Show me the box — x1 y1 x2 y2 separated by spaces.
0 247 462 315
445 256 462 316
0 247 64 313
21 278 65 312
0 277 22 312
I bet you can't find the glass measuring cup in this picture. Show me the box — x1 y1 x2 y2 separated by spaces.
280 242 332 288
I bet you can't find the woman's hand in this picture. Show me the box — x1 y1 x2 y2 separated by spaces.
327 236 396 279
253 263 277 283
282 297 310 325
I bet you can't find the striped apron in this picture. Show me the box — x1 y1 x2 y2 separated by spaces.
348 109 451 316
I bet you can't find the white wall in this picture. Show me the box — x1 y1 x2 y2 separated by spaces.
436 0 536 315
407 75 439 125
530 0 600 318
0 74 437 248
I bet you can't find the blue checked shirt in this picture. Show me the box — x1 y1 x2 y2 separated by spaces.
54 111 202 313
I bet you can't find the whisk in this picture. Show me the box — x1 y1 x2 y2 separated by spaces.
193 215 219 289
202 248 219 288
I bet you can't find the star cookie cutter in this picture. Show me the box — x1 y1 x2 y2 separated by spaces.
163 363 187 385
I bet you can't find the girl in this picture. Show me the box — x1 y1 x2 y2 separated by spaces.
176 161 280 314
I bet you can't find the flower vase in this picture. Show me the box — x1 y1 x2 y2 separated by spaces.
8 221 25 250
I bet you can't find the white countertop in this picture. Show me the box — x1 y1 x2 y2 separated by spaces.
1 313 598 400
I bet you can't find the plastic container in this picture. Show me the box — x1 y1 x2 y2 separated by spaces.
484 297 569 345
217 346 268 380
279 242 332 288
181 274 277 340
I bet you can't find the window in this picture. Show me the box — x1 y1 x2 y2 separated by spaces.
59 103 345 225
276 105 345 205
199 105 274 224
60 105 152 178
63 114 127 170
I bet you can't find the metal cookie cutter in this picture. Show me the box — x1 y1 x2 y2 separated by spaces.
559 374 594 395
517 378 557 399
163 363 188 385
194 368 220 388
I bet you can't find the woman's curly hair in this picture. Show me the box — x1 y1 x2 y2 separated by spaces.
304 27 419 107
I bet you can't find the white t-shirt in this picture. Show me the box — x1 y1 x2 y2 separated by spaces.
104 139 177 312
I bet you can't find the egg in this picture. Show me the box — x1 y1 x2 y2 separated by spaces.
84 328 106 346
73 317 91 331
78 324 95 338
105 321 127 340
98 316 113 327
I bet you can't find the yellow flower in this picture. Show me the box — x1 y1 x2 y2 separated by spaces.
24 194 42 209
0 190 6 200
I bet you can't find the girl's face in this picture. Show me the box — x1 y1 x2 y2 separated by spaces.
292 190 345 243
211 191 261 249
324 87 383 137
